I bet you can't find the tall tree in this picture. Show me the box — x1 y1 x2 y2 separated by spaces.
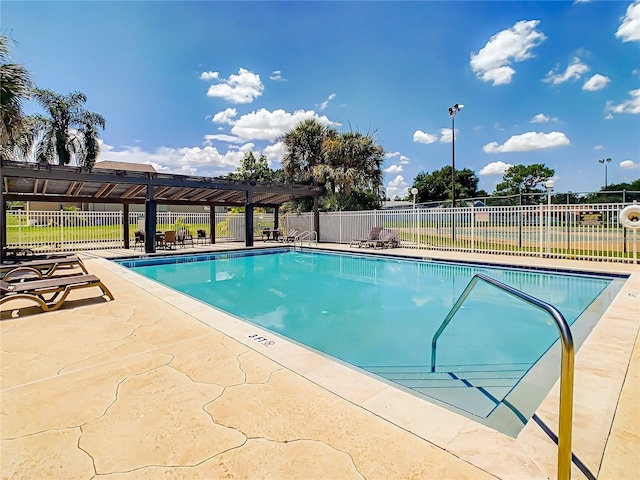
411 166 480 204
322 131 384 199
228 152 274 182
0 34 33 160
281 118 337 185
27 88 105 166
495 163 554 196
282 120 385 210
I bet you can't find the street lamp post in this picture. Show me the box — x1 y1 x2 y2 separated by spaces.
448 103 464 243
598 157 611 189
546 179 555 255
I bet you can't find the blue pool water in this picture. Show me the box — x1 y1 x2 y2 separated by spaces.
118 248 625 435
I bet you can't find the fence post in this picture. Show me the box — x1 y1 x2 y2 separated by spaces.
470 204 475 252
539 203 544 257
60 210 64 251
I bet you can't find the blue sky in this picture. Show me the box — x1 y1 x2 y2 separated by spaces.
4 0 640 199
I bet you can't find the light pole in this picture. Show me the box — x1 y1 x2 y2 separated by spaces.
411 188 418 243
545 179 555 255
448 103 463 242
598 157 611 189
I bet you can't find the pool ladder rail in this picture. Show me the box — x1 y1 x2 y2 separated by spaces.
294 230 318 248
431 273 577 480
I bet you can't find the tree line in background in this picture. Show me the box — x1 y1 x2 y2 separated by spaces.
2 34 637 212
409 163 640 206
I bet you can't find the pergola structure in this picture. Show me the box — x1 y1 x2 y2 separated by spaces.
1 160 323 258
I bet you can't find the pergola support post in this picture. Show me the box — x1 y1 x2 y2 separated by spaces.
0 187 6 262
209 204 216 244
144 184 156 253
245 191 254 247
313 197 320 242
123 203 130 249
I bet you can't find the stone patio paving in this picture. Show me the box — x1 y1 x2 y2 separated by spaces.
1 245 638 479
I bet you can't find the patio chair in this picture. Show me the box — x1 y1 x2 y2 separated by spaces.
197 229 208 245
367 229 400 249
0 274 114 313
134 230 145 250
1 255 88 281
163 230 176 250
176 229 194 248
279 229 299 243
350 226 383 248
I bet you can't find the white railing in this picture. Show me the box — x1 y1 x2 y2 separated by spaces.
4 205 638 262
315 203 638 263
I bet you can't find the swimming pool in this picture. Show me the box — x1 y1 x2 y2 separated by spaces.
118 248 625 436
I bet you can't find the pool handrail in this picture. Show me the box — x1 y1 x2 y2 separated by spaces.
294 230 318 247
430 272 575 480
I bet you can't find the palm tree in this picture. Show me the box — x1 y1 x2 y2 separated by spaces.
281 118 337 185
324 131 384 199
28 88 105 166
0 34 33 160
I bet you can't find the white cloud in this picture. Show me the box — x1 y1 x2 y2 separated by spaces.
530 113 559 123
399 155 409 164
231 108 336 141
483 131 570 153
200 71 219 81
413 130 438 144
620 160 640 169
439 128 456 143
543 57 589 85
479 161 514 176
317 93 336 111
583 74 610 91
212 108 238 124
386 175 409 200
385 151 400 158
203 134 246 144
384 165 403 174
269 70 286 81
616 0 640 42
98 140 244 176
606 89 640 114
470 20 546 86
262 141 287 165
206 68 264 104
594 145 604 150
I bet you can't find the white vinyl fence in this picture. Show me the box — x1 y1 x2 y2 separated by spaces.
4 204 639 263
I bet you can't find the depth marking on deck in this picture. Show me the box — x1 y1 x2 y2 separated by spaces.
248 333 276 347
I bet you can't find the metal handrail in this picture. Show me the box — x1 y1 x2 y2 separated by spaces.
430 273 575 480
294 230 318 247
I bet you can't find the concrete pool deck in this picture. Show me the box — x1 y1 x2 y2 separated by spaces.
1 244 638 479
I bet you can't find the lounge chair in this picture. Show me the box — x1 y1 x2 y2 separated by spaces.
350 226 383 248
279 229 299 243
367 229 400 249
0 274 114 313
1 255 88 281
